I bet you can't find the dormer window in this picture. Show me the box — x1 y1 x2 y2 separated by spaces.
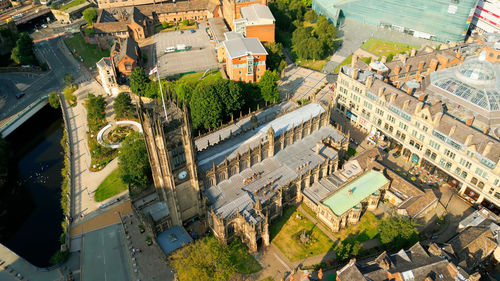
421 114 428 120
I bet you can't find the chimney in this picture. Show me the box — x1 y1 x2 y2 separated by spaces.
466 115 475 126
465 135 474 146
449 125 457 136
483 142 493 156
366 75 374 88
351 55 358 68
433 112 443 127
417 93 426 101
410 48 416 57
406 87 413 95
378 87 385 97
427 243 442 256
418 61 425 71
402 100 409 110
353 68 359 80
394 65 401 75
483 126 490 134
429 59 438 72
447 262 458 278
405 64 411 72
456 51 462 59
381 56 387 63
390 94 396 103
415 102 424 114
400 54 407 64
315 142 322 155
469 273 481 281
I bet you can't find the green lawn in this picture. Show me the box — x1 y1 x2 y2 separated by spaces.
296 59 328 71
94 169 128 202
334 54 352 73
54 0 86 10
178 21 197 30
228 240 262 274
176 70 221 83
64 33 110 68
332 212 381 243
361 38 420 58
270 206 334 261
154 23 176 33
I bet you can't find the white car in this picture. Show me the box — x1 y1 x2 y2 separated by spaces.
41 24 48 28
164 46 175 53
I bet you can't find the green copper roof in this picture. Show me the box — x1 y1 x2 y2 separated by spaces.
312 0 478 42
322 170 388 216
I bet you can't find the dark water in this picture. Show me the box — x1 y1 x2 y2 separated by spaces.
3 104 64 267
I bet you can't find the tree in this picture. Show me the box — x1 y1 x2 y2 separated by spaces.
114 92 134 119
130 67 150 97
118 131 151 188
0 136 8 186
182 19 190 26
85 93 107 132
11 33 35 65
264 42 286 72
62 74 74 86
258 70 280 103
0 26 18 50
48 92 60 109
379 216 419 250
171 236 236 281
189 82 223 130
304 10 317 22
83 7 97 25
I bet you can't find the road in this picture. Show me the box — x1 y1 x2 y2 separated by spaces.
0 36 90 127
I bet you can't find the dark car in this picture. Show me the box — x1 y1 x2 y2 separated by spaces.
16 93 25 99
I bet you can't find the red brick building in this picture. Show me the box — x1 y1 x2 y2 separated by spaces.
217 32 267 82
111 37 140 77
235 4 275 42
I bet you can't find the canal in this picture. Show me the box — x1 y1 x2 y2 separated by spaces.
1 104 65 267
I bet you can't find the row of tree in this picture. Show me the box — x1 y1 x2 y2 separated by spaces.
129 67 280 131
269 0 339 61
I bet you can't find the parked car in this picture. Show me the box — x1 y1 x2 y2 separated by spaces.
178 30 183 34
190 29 195 33
16 93 25 99
164 46 175 53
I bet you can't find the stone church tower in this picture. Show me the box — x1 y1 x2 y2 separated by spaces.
137 99 203 227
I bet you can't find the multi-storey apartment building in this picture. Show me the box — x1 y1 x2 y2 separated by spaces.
222 0 267 30
333 56 500 213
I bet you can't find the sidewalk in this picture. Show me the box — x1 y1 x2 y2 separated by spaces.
63 80 120 227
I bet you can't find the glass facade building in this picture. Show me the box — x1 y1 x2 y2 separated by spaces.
312 0 479 42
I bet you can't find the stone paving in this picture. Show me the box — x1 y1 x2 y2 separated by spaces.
323 18 438 73
62 80 123 226
119 213 176 281
279 65 328 101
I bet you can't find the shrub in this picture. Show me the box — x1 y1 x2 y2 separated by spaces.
49 92 60 108
63 85 78 106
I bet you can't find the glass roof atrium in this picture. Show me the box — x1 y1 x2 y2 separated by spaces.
430 57 500 113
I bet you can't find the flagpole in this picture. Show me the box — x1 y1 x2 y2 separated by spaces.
156 63 168 121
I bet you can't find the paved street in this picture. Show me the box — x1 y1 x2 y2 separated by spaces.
81 224 131 281
0 37 90 128
279 65 327 101
153 21 219 76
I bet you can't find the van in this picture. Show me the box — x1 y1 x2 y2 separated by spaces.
164 47 175 53
176 44 186 51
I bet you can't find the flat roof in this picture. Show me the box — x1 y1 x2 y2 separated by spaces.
208 17 229 43
156 226 192 255
322 170 388 216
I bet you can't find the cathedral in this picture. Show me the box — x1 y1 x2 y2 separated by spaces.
136 98 349 252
